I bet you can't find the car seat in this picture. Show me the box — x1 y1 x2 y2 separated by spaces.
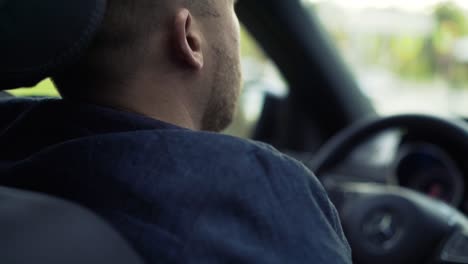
0 0 144 263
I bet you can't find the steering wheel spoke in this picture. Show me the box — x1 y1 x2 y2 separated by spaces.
332 183 465 264
439 229 468 264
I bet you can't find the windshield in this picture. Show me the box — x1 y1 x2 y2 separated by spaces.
305 0 468 117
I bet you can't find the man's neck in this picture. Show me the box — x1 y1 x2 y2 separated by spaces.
76 91 203 131
113 100 200 131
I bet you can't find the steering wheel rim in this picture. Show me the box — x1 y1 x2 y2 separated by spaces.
311 114 468 176
311 114 468 264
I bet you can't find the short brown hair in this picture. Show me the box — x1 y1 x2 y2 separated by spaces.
53 0 216 99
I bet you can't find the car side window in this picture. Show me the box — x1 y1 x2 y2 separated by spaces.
6 79 58 98
224 26 288 138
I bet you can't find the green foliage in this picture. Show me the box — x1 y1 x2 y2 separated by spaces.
432 2 468 89
433 2 468 55
434 2 468 33
7 79 59 97
389 36 435 80
310 1 468 87
354 2 468 86
240 27 266 61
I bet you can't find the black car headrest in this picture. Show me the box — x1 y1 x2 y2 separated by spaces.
0 0 106 90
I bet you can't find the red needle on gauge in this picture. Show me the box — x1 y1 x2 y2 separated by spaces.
428 183 443 200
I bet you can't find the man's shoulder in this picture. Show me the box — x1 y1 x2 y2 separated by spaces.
88 128 313 187
131 129 326 199
174 130 279 155
146 129 294 169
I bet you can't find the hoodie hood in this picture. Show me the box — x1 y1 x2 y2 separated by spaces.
0 97 185 205
0 98 174 161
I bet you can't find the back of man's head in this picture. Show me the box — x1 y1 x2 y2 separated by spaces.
53 0 242 132
54 0 180 98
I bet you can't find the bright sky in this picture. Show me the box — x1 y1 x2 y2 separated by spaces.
304 0 468 11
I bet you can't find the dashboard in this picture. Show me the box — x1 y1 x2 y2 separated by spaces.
311 129 468 214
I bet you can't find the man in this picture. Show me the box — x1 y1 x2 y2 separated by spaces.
0 0 351 263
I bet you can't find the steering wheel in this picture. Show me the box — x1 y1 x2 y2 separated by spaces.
311 115 468 264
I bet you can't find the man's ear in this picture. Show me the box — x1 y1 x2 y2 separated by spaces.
173 9 204 69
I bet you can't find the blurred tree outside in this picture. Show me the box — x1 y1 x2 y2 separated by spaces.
225 26 271 137
433 2 468 89
376 2 468 87
361 2 468 84
240 27 267 62
389 36 434 80
312 1 468 83
7 79 59 97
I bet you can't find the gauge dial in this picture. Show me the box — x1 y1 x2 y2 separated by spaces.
393 144 464 206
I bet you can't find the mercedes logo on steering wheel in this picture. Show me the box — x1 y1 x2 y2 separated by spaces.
362 210 403 250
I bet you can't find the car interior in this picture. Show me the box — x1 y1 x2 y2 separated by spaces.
1 0 144 263
3 0 468 263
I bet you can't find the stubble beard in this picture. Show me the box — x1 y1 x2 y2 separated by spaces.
200 46 242 132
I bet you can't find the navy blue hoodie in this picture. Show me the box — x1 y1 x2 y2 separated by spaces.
0 98 351 263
